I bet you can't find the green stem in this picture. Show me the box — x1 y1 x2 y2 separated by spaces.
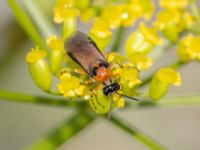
109 115 166 150
22 0 56 39
8 0 46 49
0 90 85 108
140 61 188 87
111 27 125 52
126 95 200 109
24 112 95 150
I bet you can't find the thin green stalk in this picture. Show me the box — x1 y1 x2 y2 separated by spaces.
8 0 46 49
22 0 56 38
109 115 166 150
111 27 125 52
0 90 85 108
24 112 95 150
126 95 200 109
140 61 188 87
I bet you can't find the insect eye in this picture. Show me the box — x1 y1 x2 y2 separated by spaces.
92 67 98 76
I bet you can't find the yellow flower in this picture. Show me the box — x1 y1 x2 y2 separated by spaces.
100 5 122 29
113 94 125 108
178 34 200 61
107 52 126 64
154 9 181 31
26 46 52 91
120 4 138 27
47 36 65 74
156 67 182 86
130 0 155 20
182 11 195 29
159 0 189 10
149 67 182 100
113 66 142 89
126 22 162 56
154 9 194 42
81 7 96 23
47 36 64 51
54 0 80 23
26 46 47 64
57 71 87 97
129 53 153 70
139 22 163 45
89 18 112 51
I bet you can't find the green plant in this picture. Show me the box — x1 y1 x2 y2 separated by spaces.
1 0 200 149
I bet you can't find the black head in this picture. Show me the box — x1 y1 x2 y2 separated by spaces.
103 82 120 96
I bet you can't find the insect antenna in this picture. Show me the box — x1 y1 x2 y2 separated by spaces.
116 92 139 101
108 95 114 119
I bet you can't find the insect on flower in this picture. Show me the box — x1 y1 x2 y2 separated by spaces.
65 31 139 118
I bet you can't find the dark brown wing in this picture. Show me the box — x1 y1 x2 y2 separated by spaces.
64 31 109 74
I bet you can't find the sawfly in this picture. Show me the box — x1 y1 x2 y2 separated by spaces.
64 31 138 118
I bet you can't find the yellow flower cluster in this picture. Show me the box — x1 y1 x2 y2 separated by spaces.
112 66 141 97
54 0 80 23
155 0 194 42
26 0 197 115
178 34 200 61
57 71 90 99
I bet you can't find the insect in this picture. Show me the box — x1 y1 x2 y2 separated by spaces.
64 31 138 118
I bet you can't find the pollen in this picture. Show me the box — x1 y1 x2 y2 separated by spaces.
26 46 47 64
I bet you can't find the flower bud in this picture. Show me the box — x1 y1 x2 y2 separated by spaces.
47 36 64 74
149 75 169 101
75 0 90 11
149 67 182 101
126 22 162 56
63 17 77 40
26 47 52 91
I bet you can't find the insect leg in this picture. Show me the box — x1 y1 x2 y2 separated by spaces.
108 95 113 119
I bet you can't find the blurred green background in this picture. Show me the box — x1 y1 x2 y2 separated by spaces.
0 0 200 150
